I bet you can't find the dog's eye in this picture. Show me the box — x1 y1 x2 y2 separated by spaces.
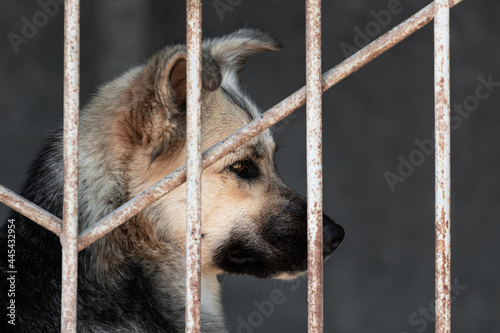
229 159 259 180
231 160 247 173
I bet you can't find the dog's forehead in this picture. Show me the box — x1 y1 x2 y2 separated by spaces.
219 71 261 121
233 133 275 160
201 69 275 156
220 74 275 158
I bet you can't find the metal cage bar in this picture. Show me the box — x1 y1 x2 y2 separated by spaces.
61 0 80 332
0 1 463 331
306 0 324 332
185 0 203 332
0 186 62 236
434 0 451 332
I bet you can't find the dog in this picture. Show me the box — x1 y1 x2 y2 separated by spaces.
0 28 344 332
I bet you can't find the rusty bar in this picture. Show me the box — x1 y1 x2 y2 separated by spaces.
434 0 451 332
61 0 80 332
78 0 464 252
0 185 62 236
185 0 203 332
306 0 323 332
78 167 187 251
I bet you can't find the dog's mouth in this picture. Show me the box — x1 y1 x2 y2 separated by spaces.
215 244 337 279
213 217 344 279
215 244 274 278
227 249 257 265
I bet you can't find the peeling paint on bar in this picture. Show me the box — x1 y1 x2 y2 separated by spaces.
0 185 62 236
61 0 80 332
185 0 203 332
77 0 464 253
434 0 451 332
306 0 323 332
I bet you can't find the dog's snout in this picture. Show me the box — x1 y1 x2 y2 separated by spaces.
323 214 344 256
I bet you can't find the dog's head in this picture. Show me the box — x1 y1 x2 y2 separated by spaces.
85 29 344 279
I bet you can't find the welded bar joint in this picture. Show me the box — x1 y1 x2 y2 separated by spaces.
77 0 464 253
0 185 62 236
185 0 203 332
61 0 80 332
306 0 323 332
434 0 451 332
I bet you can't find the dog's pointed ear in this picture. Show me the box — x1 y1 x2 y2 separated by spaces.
203 28 282 76
150 52 221 160
159 52 222 112
117 51 221 163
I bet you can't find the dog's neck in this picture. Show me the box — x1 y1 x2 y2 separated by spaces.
72 143 228 332
83 229 227 332
201 273 226 328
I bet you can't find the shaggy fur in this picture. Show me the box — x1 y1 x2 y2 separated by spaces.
0 29 344 332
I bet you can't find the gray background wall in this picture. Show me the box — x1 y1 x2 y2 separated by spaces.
1 1 499 332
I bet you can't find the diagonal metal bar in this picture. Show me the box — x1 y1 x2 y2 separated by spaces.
305 0 324 332
76 0 463 252
61 0 80 332
185 0 203 332
434 0 451 332
0 185 63 236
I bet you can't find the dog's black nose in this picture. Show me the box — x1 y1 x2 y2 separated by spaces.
323 214 344 256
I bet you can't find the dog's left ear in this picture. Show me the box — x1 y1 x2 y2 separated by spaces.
117 50 221 163
151 51 222 159
203 28 282 77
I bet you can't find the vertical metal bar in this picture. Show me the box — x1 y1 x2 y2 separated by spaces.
306 0 323 332
61 0 80 332
60 3 81 333
434 0 451 332
185 0 203 332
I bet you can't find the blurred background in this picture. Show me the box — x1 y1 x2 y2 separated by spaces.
1 1 499 332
